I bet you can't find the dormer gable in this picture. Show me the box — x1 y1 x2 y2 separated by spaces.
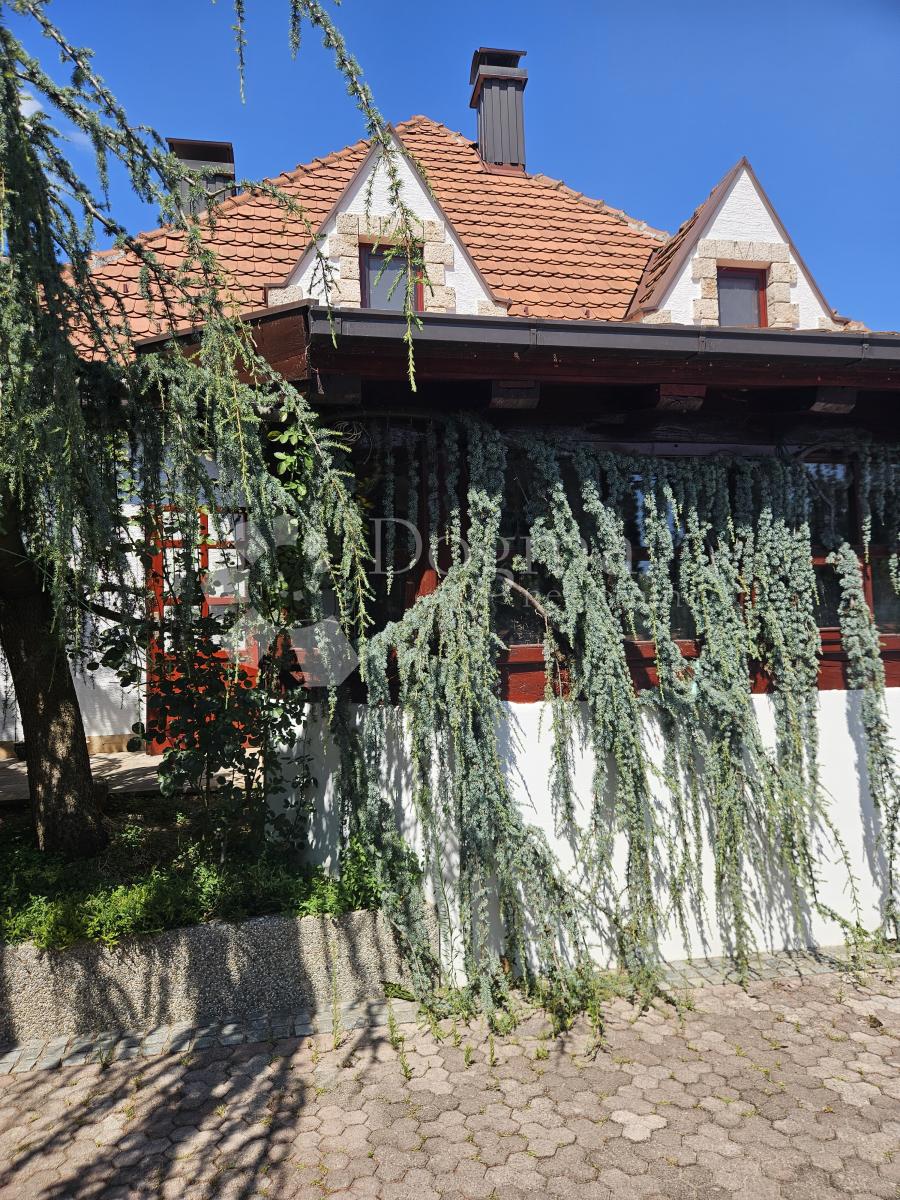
627 158 855 331
267 129 505 317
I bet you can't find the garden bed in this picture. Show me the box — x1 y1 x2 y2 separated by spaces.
0 793 408 1042
0 792 377 949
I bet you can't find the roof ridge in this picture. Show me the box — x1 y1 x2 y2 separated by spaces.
83 112 678 327
284 134 371 177
528 172 668 241
396 114 477 151
400 117 668 240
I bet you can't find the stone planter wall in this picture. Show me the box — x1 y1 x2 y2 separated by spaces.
0 910 413 1043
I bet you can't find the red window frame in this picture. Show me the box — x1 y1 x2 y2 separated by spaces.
146 509 258 751
359 242 424 311
716 266 768 328
150 451 899 714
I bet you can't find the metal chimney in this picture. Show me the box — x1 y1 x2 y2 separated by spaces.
166 138 236 214
469 48 527 170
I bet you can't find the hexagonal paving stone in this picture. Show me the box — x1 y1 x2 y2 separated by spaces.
2 966 900 1198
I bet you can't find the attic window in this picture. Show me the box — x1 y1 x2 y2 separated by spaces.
717 267 767 328
360 245 423 312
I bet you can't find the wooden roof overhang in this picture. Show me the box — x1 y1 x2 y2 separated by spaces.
305 307 900 392
134 301 900 392
134 302 900 445
133 299 311 383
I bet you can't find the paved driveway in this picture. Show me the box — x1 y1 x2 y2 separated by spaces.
1 968 899 1199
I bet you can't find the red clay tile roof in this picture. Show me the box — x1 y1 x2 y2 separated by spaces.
85 135 370 343
88 116 667 339
397 117 665 319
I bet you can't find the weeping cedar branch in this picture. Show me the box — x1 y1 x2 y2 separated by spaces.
344 421 899 1025
0 0 419 852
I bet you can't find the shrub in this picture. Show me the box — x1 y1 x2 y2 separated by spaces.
0 823 379 950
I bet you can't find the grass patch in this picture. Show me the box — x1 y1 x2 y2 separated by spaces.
0 795 379 950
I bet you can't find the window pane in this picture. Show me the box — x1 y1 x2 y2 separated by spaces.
494 590 547 645
872 558 900 633
869 463 900 543
804 462 854 547
365 249 407 311
813 563 842 628
717 271 762 327
631 561 696 641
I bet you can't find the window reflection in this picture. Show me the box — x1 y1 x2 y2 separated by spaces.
630 562 696 641
872 558 900 634
804 462 853 547
813 563 843 628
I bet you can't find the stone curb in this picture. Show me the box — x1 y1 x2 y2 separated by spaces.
0 997 420 1076
2 944 891 1077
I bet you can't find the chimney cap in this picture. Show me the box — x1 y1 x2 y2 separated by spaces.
166 138 235 170
468 47 526 85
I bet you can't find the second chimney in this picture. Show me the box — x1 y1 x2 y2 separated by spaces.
469 47 527 170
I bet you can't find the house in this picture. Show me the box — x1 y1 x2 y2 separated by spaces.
4 48 900 963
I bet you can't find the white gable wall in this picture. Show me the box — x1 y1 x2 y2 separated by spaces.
658 168 832 329
707 168 781 241
280 141 495 316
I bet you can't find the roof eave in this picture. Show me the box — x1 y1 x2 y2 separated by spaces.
306 305 900 372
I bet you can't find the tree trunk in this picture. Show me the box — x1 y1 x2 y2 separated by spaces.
0 513 107 856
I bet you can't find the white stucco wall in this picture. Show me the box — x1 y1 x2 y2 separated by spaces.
0 655 141 747
661 168 831 329
290 688 899 968
284 139 493 316
4 625 893 969
1 537 144 749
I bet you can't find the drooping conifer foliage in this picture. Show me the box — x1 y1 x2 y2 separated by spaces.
0 0 418 852
2 2 899 1027
344 420 900 1021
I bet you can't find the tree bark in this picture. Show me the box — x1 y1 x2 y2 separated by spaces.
0 512 107 856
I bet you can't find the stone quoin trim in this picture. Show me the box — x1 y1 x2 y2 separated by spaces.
269 210 508 316
330 212 456 313
691 239 799 329
265 132 510 318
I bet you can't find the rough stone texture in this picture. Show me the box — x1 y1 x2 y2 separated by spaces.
697 239 790 263
264 281 309 306
0 911 417 1044
1 964 899 1199
688 238 800 329
641 307 673 324
325 214 459 314
477 298 509 316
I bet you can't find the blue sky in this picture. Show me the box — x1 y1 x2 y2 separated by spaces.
13 0 900 329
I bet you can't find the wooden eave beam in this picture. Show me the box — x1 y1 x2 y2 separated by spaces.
656 383 707 412
489 379 540 409
133 301 311 384
307 343 900 392
810 386 857 415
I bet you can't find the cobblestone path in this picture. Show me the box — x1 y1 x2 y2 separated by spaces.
1 968 899 1199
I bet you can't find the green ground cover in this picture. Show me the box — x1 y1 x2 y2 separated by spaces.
0 794 378 950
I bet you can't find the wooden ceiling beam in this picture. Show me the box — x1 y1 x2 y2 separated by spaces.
489 379 540 409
